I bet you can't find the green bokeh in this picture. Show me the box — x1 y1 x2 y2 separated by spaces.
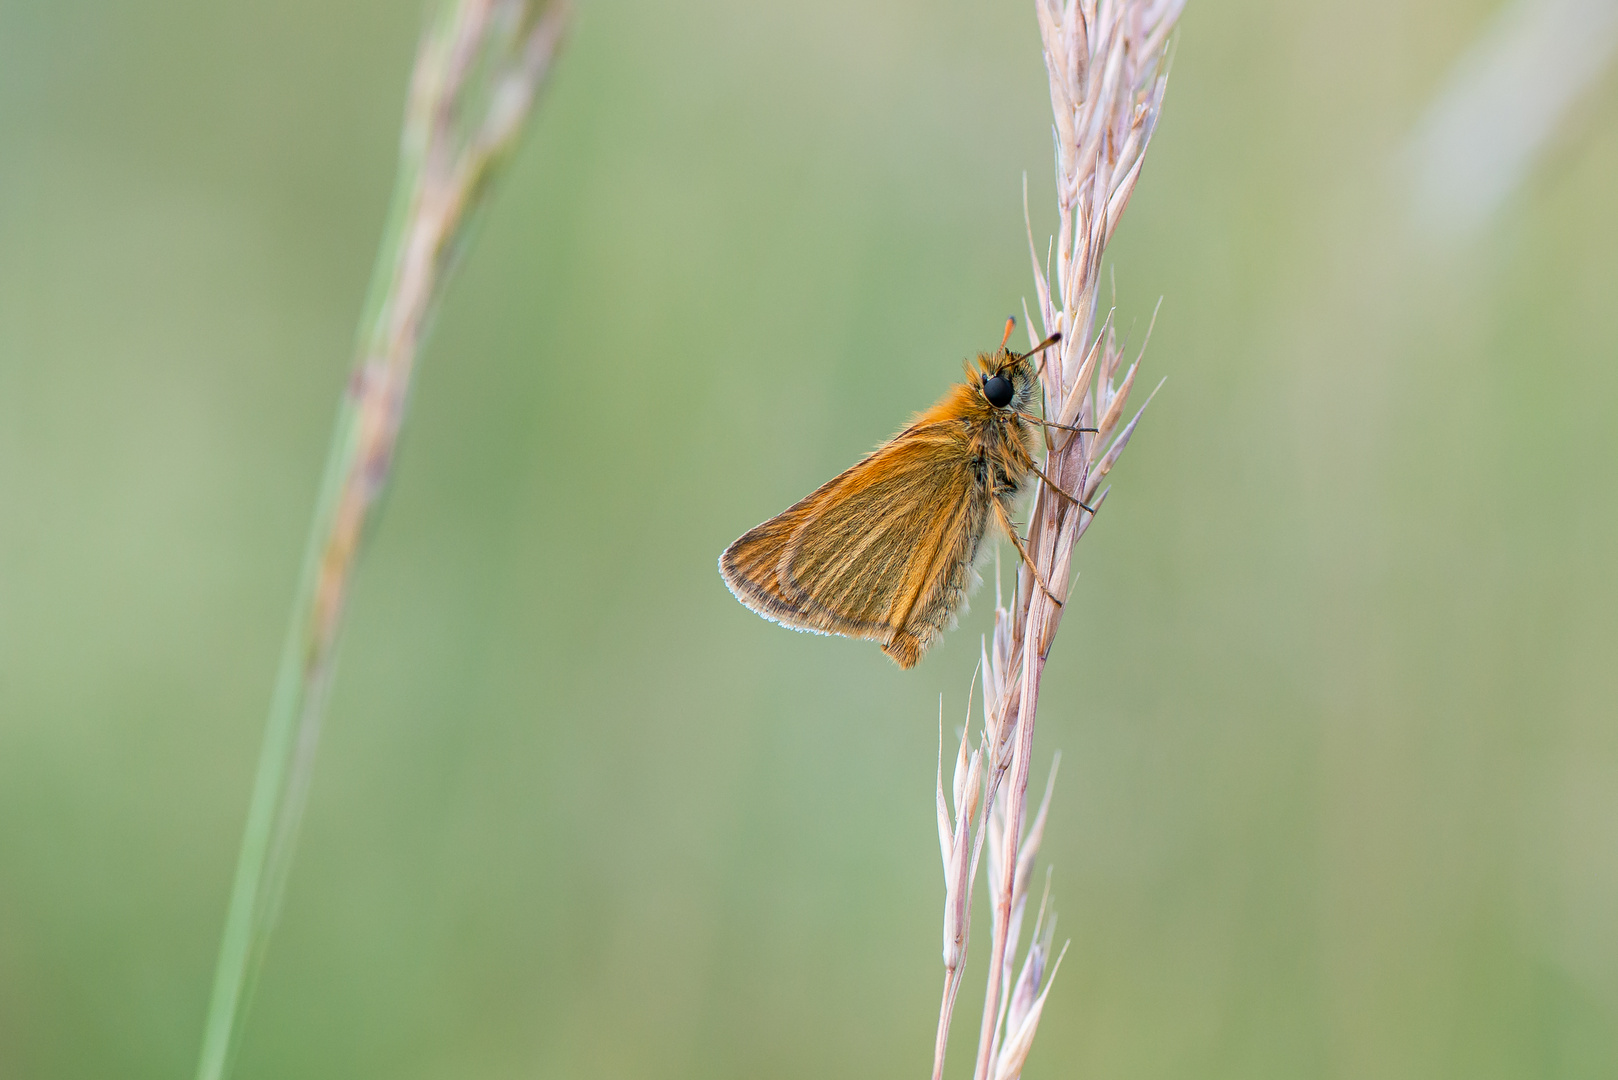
2 1 1616 1077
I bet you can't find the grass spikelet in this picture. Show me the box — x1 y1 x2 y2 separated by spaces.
928 3 1183 1077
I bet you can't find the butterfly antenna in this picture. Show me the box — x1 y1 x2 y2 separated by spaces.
999 316 1017 351
1015 331 1062 362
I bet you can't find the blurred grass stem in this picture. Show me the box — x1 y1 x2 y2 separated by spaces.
193 4 569 1079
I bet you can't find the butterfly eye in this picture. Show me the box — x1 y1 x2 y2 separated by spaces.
982 374 1015 409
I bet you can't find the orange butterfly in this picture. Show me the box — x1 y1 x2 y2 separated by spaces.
720 320 1089 668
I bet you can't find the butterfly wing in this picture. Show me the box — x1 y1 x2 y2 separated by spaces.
719 423 992 668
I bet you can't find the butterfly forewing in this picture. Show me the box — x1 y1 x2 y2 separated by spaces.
720 422 991 668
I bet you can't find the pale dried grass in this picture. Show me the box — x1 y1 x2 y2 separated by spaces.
931 3 1183 1077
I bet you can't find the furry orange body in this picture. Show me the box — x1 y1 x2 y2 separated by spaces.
720 329 1058 668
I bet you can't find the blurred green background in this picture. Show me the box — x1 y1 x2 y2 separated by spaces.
3 0 1616 1077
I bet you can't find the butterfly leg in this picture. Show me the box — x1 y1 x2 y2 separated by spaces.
1030 463 1096 516
992 499 1064 607
1016 411 1097 436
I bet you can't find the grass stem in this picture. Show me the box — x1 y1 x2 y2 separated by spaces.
192 5 569 1077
